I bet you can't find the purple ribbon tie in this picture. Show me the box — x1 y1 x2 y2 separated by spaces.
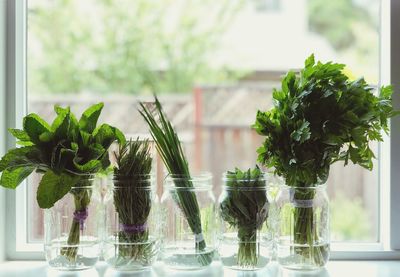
119 223 147 233
73 208 89 231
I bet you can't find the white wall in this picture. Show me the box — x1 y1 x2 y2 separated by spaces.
0 0 6 263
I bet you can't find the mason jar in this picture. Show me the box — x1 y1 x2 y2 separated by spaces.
103 175 161 271
276 185 330 270
160 173 217 270
218 172 272 271
44 177 103 270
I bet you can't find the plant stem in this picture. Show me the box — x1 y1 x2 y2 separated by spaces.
292 189 326 266
172 187 212 266
60 184 92 261
237 226 258 267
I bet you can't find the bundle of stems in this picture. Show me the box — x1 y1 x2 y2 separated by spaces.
113 139 153 263
220 167 268 267
139 97 212 266
291 188 328 266
60 178 92 260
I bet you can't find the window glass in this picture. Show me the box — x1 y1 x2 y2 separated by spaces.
27 0 380 242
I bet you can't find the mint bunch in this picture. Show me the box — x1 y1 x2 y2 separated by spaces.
0 103 125 208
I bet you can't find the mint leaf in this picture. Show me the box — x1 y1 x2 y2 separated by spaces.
93 123 126 147
23 114 51 144
79 103 104 133
0 147 37 172
0 166 35 189
8 129 30 141
73 159 101 173
36 171 77 209
52 107 71 139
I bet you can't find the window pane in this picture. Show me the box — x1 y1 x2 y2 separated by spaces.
27 0 380 243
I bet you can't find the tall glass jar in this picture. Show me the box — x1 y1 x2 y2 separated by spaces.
218 172 271 271
44 177 102 270
277 185 330 270
160 173 217 270
104 175 161 271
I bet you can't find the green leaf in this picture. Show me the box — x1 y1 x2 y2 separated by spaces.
0 166 35 189
93 123 125 147
0 146 37 172
39 131 54 142
73 158 101 173
23 114 51 143
36 171 77 209
8 129 31 141
305 54 315 68
79 103 104 133
52 107 71 139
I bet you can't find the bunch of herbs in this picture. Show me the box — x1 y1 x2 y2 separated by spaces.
0 103 125 261
112 138 155 265
220 166 268 268
253 54 397 266
139 97 212 266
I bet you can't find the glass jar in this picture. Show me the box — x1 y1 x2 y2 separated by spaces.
44 177 102 270
104 175 161 271
218 172 271 271
160 173 217 270
277 185 330 270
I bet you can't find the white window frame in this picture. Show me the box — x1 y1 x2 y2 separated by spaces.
1 0 400 260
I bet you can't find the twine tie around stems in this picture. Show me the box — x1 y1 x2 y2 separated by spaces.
119 223 147 233
289 188 314 208
73 208 89 231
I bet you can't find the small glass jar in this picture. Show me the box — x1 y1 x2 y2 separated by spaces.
104 175 161 271
44 177 102 271
160 173 217 270
218 172 272 271
277 185 330 270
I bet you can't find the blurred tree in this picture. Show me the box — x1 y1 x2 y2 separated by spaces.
330 192 371 241
308 0 375 50
28 0 243 94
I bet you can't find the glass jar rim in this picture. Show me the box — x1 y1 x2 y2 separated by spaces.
113 173 155 181
112 185 156 190
281 183 327 190
221 185 268 191
165 172 212 181
164 172 212 190
222 171 268 182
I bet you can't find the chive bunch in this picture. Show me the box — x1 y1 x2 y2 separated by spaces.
139 97 212 266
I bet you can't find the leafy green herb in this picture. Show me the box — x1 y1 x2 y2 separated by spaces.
253 54 397 187
220 166 268 268
112 139 155 265
253 54 398 267
0 103 125 261
139 97 212 266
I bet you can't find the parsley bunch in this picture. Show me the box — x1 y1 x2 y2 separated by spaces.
253 55 397 267
253 54 396 187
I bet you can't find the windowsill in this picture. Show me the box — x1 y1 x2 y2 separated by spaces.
0 261 399 277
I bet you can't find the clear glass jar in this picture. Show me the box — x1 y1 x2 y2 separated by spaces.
44 177 102 270
160 173 217 270
104 175 161 271
277 185 330 270
218 172 271 271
